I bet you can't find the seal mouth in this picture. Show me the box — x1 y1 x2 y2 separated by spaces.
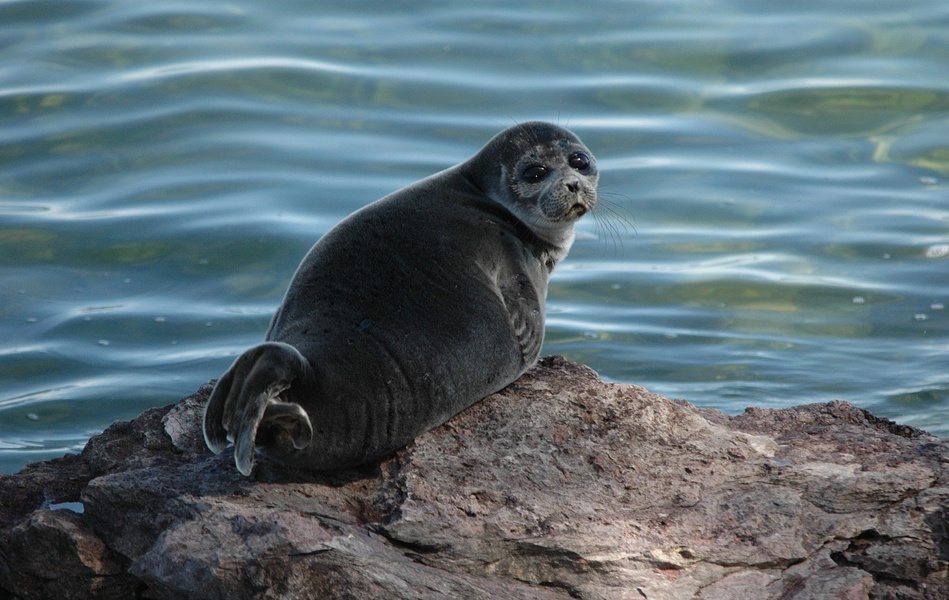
567 203 588 218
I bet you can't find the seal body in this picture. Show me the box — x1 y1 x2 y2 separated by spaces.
203 121 598 474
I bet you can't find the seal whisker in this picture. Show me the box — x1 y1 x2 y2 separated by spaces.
587 193 635 254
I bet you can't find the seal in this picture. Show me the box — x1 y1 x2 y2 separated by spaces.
203 121 598 475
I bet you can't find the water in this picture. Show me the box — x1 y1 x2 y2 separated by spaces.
1 0 946 474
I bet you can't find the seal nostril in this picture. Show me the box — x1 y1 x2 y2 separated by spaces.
566 180 579 193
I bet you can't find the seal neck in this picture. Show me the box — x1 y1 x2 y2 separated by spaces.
470 196 572 272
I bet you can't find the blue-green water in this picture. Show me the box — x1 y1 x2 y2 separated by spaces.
1 0 947 474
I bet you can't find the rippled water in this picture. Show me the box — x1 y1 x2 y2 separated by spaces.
2 0 947 473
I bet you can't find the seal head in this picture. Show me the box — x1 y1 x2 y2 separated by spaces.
465 121 598 263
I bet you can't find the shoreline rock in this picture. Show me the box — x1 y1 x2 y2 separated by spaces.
1 356 947 599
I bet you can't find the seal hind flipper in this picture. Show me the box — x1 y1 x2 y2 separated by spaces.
202 342 314 475
203 365 235 454
232 382 296 476
259 401 312 450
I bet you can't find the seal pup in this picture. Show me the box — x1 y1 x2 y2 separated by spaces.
203 121 598 475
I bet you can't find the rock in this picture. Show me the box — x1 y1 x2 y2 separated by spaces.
1 356 947 599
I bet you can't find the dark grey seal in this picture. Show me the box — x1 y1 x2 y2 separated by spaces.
203 121 598 475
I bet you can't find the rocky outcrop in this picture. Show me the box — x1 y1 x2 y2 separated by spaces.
1 356 947 599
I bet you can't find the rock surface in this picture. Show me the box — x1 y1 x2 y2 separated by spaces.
1 356 947 599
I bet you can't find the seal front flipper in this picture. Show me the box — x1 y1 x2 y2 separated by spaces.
498 271 546 368
507 300 543 367
202 341 314 475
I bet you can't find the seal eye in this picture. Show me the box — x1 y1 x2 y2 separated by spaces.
522 165 549 183
569 152 591 172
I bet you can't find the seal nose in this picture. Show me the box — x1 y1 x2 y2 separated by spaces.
565 178 580 193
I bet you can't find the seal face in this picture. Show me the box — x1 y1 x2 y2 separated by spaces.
203 121 598 475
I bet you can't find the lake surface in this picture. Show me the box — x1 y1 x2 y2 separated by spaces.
1 0 947 474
